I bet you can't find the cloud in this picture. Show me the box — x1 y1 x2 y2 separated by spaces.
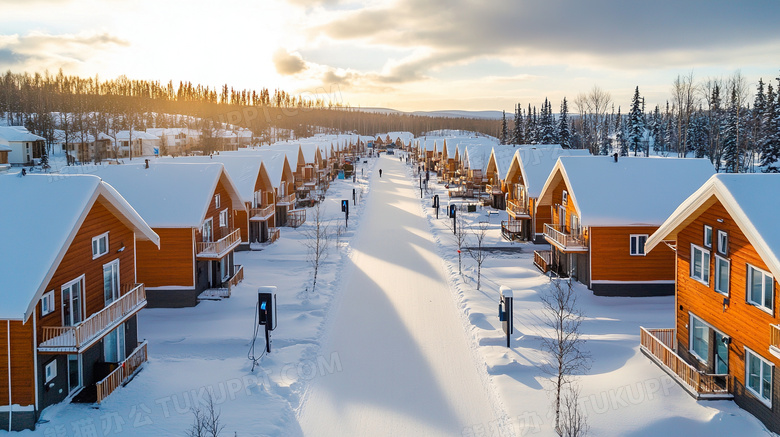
272 48 308 75
0 31 129 71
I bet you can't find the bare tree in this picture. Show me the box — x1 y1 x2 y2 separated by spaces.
452 211 468 275
727 70 751 171
539 278 591 435
670 72 699 157
186 392 225 437
559 384 589 437
467 221 490 290
302 202 330 293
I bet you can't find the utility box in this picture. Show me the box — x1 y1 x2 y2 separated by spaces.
432 194 439 208
449 204 457 218
499 286 513 348
258 286 277 331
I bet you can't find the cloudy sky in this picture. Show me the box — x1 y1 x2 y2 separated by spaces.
2 0 779 112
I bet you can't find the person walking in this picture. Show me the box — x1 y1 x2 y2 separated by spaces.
379 169 383 178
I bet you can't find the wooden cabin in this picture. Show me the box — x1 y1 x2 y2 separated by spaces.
501 146 590 242
63 162 246 307
643 174 780 433
249 150 299 227
0 173 159 430
0 126 46 165
535 156 714 296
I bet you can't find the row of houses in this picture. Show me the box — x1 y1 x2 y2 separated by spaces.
0 137 355 430
409 138 780 432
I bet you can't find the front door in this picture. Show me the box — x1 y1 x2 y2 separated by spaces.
103 260 120 305
62 277 84 327
104 325 126 363
714 331 729 374
67 355 81 394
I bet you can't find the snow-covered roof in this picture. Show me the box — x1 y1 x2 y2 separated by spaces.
0 173 159 321
0 144 11 152
267 144 304 166
61 162 245 228
117 131 160 141
157 155 269 203
0 126 45 142
513 147 590 198
538 156 715 227
223 149 291 188
647 173 780 280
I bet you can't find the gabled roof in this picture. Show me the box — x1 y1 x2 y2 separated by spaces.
0 126 45 142
157 155 272 203
62 162 245 227
224 149 293 188
538 156 715 227
511 146 590 198
647 174 780 280
0 173 159 321
117 131 160 141
0 144 11 152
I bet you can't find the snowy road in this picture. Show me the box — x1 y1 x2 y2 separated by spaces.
297 156 503 436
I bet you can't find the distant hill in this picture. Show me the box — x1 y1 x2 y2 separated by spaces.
358 107 504 120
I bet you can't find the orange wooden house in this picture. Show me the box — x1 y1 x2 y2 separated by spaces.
535 156 715 296
0 173 159 430
64 162 246 307
643 174 780 432
500 146 590 241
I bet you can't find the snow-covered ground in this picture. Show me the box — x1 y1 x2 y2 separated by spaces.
7 137 776 436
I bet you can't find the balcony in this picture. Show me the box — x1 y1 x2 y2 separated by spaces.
501 220 523 241
96 341 147 403
544 223 587 252
198 264 245 300
287 209 306 228
269 227 281 243
250 204 275 221
39 284 146 353
506 198 530 219
196 228 241 259
533 250 552 273
277 193 296 206
770 325 780 359
485 184 503 195
640 327 732 400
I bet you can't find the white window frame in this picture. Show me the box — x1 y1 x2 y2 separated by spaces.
103 259 121 305
747 263 774 315
41 290 55 317
690 244 710 285
703 225 713 248
745 347 773 407
202 218 213 243
91 232 109 259
561 190 568 206
214 194 221 209
44 360 57 383
689 313 710 363
630 234 648 256
714 255 730 296
219 208 228 228
717 230 729 256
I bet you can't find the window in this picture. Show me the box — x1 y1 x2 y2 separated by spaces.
61 277 84 327
747 264 774 313
746 348 773 406
91 232 109 258
704 225 713 248
713 255 730 295
689 314 709 363
630 234 648 256
690 244 710 285
561 190 568 206
103 260 120 305
219 209 228 228
41 290 55 316
214 194 221 209
717 230 728 255
202 218 213 243
44 360 57 383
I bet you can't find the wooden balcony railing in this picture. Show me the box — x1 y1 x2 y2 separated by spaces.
501 220 523 241
287 209 306 228
250 204 274 220
197 228 241 258
640 327 732 399
771 324 780 351
544 223 587 251
534 250 552 273
277 193 296 205
269 227 281 243
40 284 146 352
507 199 530 217
96 341 148 403
485 184 502 195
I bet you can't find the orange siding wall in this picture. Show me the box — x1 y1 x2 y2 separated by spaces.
0 321 35 407
204 178 236 241
548 177 585 242
137 228 193 288
676 200 780 381
590 226 674 281
236 209 249 242
37 200 136 334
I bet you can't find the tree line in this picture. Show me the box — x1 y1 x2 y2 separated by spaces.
499 70 780 172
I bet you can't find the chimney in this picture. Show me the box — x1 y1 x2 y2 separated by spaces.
613 153 618 163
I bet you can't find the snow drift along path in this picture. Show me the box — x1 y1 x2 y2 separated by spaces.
297 156 503 436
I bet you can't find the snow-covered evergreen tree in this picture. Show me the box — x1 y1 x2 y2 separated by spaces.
708 85 723 169
722 86 740 173
558 98 571 149
614 107 627 156
512 104 523 145
500 110 508 145
650 105 662 153
762 80 780 172
530 106 539 144
540 98 556 144
524 104 533 144
627 86 644 156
